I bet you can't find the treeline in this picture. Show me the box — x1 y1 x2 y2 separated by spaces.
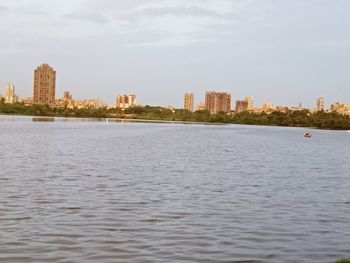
1 99 350 130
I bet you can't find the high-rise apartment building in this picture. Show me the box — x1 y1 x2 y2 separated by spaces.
116 95 137 109
205 91 231 114
235 100 248 113
244 96 254 110
33 64 56 105
317 97 325 111
5 84 16 104
184 93 194 112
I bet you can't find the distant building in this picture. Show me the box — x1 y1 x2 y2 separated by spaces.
184 93 194 112
5 84 17 104
22 97 33 106
245 96 254 110
262 101 276 113
33 63 56 105
317 97 325 111
330 102 350 116
57 91 75 108
235 100 248 113
275 106 289 113
64 91 73 101
116 95 137 109
85 99 105 109
196 102 205 111
205 91 231 114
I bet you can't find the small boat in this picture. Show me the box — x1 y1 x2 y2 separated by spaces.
304 131 312 138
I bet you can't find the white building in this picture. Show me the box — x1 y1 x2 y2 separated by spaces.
5 84 17 104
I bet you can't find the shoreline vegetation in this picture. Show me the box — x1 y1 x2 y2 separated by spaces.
1 100 350 130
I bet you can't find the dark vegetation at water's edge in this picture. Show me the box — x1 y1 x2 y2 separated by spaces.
1 99 350 130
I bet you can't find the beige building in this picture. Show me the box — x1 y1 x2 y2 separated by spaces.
5 84 17 104
116 95 137 109
56 91 75 108
245 96 254 110
33 63 56 105
330 102 350 116
205 91 231 114
317 97 325 111
262 102 276 113
235 100 248 113
184 93 194 112
85 99 105 109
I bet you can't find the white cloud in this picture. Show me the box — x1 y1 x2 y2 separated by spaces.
58 0 240 46
112 0 238 47
0 0 245 47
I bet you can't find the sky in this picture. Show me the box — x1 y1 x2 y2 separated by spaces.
0 0 349 108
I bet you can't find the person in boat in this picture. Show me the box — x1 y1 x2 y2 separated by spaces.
304 131 312 137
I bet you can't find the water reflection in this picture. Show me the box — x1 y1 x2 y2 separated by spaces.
32 117 55 122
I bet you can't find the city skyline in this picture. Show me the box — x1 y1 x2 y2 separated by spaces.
0 1 349 108
1 64 350 117
1 67 349 113
0 63 348 110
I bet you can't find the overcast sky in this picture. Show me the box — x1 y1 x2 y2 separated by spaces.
0 0 349 108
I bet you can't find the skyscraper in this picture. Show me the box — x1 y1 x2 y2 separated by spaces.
5 84 16 104
205 91 231 114
184 93 194 112
116 95 137 109
317 97 325 111
33 64 56 105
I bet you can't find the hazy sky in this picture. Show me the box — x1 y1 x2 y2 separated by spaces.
0 0 349 108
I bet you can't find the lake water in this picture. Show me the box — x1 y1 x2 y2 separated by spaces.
0 116 349 263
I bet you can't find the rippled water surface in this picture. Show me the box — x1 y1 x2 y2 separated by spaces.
1 116 350 263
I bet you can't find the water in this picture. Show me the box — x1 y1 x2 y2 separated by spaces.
0 116 349 263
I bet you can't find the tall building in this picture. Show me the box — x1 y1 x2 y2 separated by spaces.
184 93 194 112
116 95 137 109
205 91 231 114
317 97 325 111
235 100 248 113
245 96 254 110
33 63 56 105
5 84 17 104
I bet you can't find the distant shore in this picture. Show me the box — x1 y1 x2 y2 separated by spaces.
1 112 350 131
1 102 350 130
